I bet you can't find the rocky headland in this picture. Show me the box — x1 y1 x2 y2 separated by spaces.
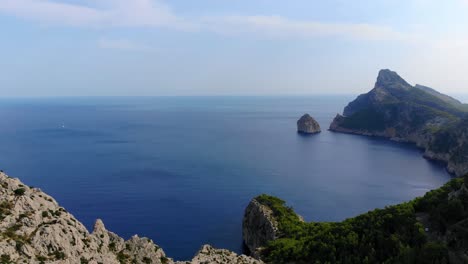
297 114 321 134
330 69 468 176
0 172 262 264
242 176 468 263
242 198 279 259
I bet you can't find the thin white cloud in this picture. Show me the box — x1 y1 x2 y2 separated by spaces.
0 0 101 26
97 37 153 52
0 0 194 30
203 15 407 41
0 0 408 41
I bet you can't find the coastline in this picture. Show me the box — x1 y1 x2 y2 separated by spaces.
328 126 458 176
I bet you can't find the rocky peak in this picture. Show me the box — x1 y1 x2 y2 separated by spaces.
375 69 411 90
93 219 106 234
342 69 412 116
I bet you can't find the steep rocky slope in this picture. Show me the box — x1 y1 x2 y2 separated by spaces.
242 198 280 259
414 84 463 107
330 69 468 176
0 172 262 264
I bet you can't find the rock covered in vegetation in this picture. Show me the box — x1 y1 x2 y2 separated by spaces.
415 84 463 106
0 172 261 264
330 69 468 176
424 116 468 176
297 114 321 134
246 177 468 263
242 195 304 260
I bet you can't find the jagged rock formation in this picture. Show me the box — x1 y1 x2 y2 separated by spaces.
330 69 468 176
0 172 262 264
242 199 279 259
178 245 261 264
297 114 321 134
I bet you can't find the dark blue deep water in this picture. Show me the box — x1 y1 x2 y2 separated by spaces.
0 96 451 260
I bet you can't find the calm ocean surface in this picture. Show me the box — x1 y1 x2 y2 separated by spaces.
0 96 452 260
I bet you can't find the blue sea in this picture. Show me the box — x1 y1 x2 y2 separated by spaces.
0 96 452 260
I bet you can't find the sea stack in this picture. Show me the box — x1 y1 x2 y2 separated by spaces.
297 114 321 134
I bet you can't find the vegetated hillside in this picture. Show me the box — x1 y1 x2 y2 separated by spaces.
330 69 468 176
414 84 463 108
253 175 468 264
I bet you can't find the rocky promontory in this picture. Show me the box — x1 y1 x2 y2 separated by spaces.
297 114 321 134
242 198 279 258
242 178 468 263
242 195 304 261
0 172 262 264
330 69 468 176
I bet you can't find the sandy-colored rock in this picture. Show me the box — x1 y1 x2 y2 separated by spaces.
0 172 260 264
176 245 263 264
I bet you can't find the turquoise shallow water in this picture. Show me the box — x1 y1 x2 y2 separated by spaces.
0 96 451 260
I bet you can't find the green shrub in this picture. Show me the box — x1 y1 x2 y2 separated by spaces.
0 201 13 220
109 242 116 251
0 254 12 264
36 255 47 264
160 256 169 264
117 251 129 264
14 188 26 196
53 251 66 260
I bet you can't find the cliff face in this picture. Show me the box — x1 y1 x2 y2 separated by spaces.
0 172 262 264
425 116 468 176
242 196 305 261
242 199 279 259
330 69 468 176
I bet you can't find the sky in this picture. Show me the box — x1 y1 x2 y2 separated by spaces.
1 0 468 96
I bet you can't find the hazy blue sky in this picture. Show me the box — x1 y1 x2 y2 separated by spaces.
1 0 468 96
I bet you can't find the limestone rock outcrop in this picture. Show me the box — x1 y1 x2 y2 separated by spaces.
0 172 261 264
242 198 279 259
176 245 262 264
297 114 321 134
